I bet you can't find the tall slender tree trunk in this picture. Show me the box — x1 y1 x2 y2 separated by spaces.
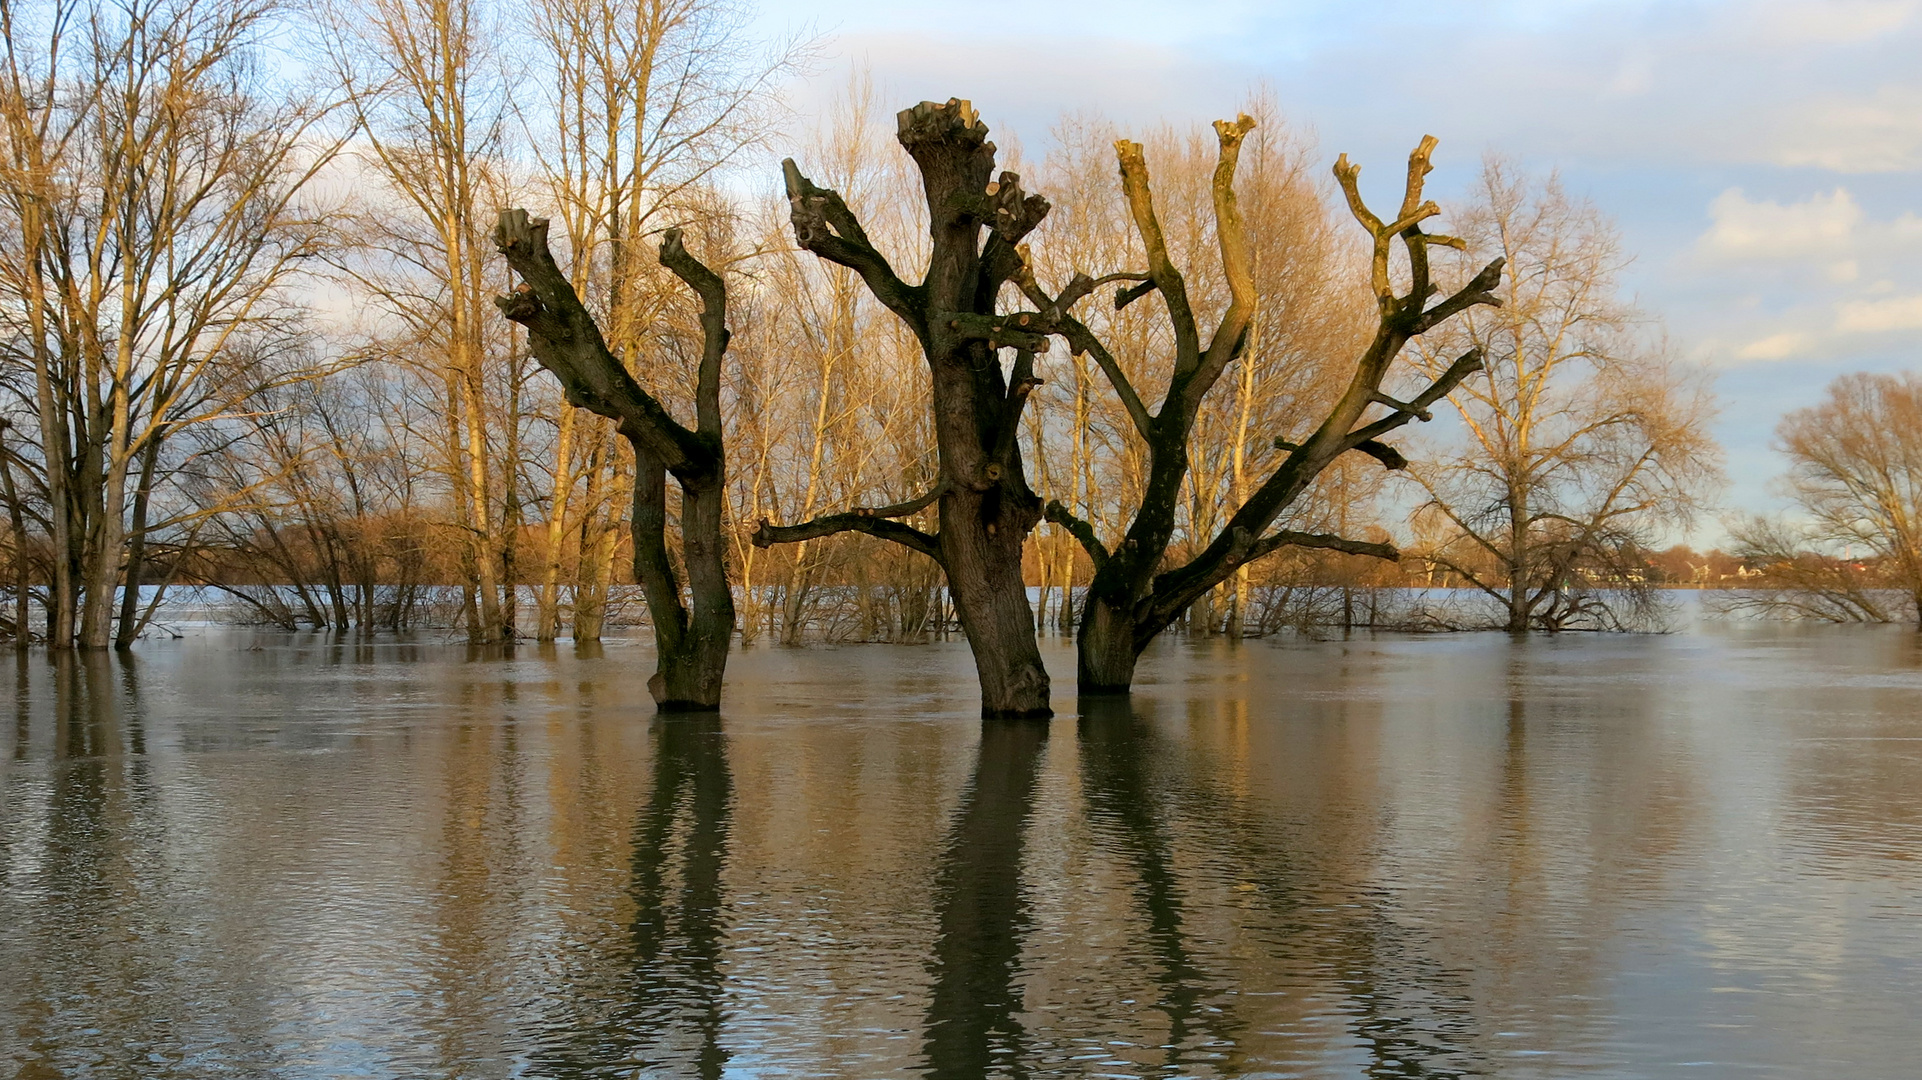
535 405 576 641
1506 478 1530 632
114 434 163 648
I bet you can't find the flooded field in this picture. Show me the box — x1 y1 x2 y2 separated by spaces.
4 625 1920 1077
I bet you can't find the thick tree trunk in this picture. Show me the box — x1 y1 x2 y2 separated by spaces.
938 485 1049 716
78 446 130 650
632 452 729 710
1075 596 1140 694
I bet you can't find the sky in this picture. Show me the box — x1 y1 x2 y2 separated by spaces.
747 0 1922 543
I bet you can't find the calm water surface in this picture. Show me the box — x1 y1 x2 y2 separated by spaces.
3 627 1921 1078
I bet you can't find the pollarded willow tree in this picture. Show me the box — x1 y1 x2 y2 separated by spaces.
752 100 1059 717
495 210 735 709
1032 124 1504 691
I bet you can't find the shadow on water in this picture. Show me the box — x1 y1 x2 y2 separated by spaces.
921 717 1050 1079
531 710 733 1079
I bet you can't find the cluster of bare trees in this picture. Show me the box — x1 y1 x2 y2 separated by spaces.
0 0 1746 712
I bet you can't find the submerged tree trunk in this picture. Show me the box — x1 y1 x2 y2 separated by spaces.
496 211 736 710
115 434 165 648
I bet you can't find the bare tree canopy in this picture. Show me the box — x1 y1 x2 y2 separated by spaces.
1726 372 1922 627
0 0 340 648
0 0 1749 680
1036 123 1502 692
1407 159 1721 632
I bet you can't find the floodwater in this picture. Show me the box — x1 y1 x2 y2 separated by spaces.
3 626 1921 1079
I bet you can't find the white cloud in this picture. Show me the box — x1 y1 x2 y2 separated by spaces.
1699 188 1862 260
1835 293 1922 332
1751 0 1919 44
1769 86 1922 173
1736 332 1814 360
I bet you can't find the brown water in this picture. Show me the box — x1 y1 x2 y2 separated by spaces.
3 626 1921 1078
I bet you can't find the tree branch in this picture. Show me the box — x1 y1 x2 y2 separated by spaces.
977 170 1052 299
1183 113 1259 414
851 481 949 519
1045 499 1110 570
1115 136 1200 369
782 158 927 340
1247 529 1400 563
1345 348 1487 446
657 227 728 440
1415 257 1505 333
492 209 708 475
1010 256 1155 441
1275 435 1408 470
752 513 941 562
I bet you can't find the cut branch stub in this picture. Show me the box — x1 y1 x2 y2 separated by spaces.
986 170 1050 243
1398 134 1439 220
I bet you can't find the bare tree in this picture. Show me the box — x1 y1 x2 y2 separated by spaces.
320 0 522 642
1407 160 1719 632
0 0 338 648
1724 372 1922 627
1032 125 1502 692
496 210 735 709
1024 100 1378 643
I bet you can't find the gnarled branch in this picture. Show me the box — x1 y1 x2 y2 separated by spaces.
850 481 949 519
657 228 728 440
1115 136 1200 367
1246 529 1399 563
1415 257 1505 333
1345 348 1487 446
492 209 709 475
1276 435 1408 471
782 159 927 340
1181 113 1259 415
1009 257 1155 441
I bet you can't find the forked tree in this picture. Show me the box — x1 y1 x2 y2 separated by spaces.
494 210 735 709
1030 124 1504 691
752 100 1058 717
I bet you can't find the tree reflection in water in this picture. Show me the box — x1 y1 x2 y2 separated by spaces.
534 712 732 1079
1075 696 1244 1070
921 718 1050 1078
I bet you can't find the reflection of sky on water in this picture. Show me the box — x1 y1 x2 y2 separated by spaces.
3 625 1920 1077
